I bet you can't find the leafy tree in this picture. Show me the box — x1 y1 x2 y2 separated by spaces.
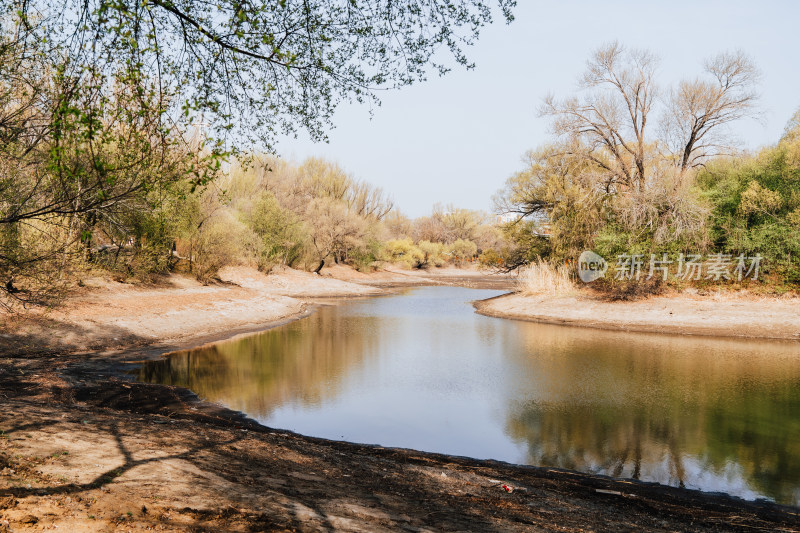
12 0 515 147
489 220 550 271
416 240 445 268
192 210 258 283
494 143 605 263
696 123 800 286
0 34 212 303
305 197 366 273
248 191 308 269
1 0 516 303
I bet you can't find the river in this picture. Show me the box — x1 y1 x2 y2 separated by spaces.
138 286 800 505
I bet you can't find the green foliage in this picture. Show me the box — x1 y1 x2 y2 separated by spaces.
494 44 764 287
417 240 446 268
1 0 515 305
696 133 800 286
176 156 396 278
248 192 308 269
0 219 77 308
478 248 503 268
0 28 219 303
446 239 478 266
12 0 515 149
193 211 258 283
348 239 383 273
494 145 605 266
381 238 424 268
739 181 783 216
489 221 551 270
496 131 800 289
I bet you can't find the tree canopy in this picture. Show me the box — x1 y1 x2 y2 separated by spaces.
11 0 515 147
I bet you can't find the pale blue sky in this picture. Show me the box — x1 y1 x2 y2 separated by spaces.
276 1 800 218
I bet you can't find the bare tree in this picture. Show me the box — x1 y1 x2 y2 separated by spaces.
541 42 658 193
497 43 759 259
540 42 759 193
346 181 394 221
383 210 414 239
662 51 760 176
306 198 365 274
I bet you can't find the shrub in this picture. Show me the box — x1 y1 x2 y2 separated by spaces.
0 219 76 309
446 239 478 266
348 239 383 272
247 191 309 269
380 238 423 268
478 249 504 269
696 137 800 288
193 212 258 283
588 277 664 301
416 240 445 268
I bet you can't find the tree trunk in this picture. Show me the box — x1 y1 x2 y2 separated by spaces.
313 259 325 274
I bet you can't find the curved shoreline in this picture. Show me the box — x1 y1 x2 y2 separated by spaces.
2 268 800 531
474 291 800 341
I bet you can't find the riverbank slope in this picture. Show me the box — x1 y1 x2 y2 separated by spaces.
475 289 800 340
1 265 508 358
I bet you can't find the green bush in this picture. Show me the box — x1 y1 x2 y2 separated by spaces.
348 239 383 272
417 240 445 268
446 239 478 266
247 191 309 269
193 212 258 283
380 238 423 268
696 137 800 288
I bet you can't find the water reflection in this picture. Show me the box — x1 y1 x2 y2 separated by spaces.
138 286 800 505
502 326 800 503
138 310 383 418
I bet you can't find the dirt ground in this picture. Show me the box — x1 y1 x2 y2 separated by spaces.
1 266 799 532
0 265 511 357
475 289 800 340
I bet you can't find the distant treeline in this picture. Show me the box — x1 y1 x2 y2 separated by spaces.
160 156 508 281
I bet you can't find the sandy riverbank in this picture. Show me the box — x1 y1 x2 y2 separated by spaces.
1 267 799 531
475 289 800 340
0 264 510 357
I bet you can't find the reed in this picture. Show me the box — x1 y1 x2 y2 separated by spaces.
517 259 574 296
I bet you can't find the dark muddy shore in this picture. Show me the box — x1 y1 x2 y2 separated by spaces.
2 349 800 532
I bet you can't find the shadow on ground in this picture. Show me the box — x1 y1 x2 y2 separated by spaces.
0 338 798 532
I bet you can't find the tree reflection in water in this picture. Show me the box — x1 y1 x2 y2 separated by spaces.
138 287 800 505
139 311 381 418
502 325 800 504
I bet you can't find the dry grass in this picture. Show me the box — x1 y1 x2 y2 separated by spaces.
517 260 574 296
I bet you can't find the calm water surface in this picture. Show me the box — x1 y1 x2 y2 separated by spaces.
138 286 800 505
